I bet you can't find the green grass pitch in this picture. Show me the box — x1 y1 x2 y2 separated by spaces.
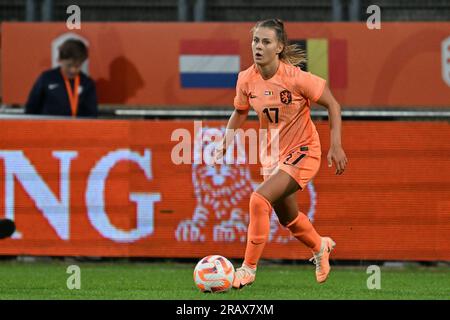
0 260 448 300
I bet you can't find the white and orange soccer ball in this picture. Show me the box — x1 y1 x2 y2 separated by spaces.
193 255 235 293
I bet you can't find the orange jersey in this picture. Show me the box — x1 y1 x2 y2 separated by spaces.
234 61 326 167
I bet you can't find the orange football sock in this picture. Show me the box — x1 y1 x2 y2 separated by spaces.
286 212 322 253
243 192 272 269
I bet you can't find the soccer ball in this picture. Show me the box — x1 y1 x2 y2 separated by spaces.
193 255 235 293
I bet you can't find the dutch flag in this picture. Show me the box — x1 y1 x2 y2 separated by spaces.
179 40 240 88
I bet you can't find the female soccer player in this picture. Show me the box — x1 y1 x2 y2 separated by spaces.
216 19 348 288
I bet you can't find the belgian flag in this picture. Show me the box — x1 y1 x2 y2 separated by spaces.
292 39 347 89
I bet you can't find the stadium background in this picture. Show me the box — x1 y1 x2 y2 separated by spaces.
0 0 449 300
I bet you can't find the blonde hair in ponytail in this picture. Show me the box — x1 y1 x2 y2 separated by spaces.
252 18 307 66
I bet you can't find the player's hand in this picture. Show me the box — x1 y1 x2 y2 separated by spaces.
212 145 225 165
327 145 348 175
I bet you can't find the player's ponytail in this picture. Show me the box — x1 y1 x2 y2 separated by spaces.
252 18 307 67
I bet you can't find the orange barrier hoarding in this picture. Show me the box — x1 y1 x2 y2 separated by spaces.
0 119 449 260
1 22 450 107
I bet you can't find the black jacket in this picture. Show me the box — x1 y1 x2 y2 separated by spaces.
25 67 98 117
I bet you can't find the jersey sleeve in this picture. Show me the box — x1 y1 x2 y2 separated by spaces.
295 69 326 102
233 72 250 111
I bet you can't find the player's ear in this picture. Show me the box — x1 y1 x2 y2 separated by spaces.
276 42 284 54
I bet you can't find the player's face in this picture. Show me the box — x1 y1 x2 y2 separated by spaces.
252 27 283 66
59 59 83 79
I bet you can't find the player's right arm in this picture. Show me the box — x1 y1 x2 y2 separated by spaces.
229 71 250 129
215 103 249 162
222 107 249 148
215 72 250 162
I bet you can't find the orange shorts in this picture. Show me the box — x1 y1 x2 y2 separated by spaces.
262 142 321 190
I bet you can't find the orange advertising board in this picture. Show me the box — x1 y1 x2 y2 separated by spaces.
1 22 450 107
0 119 448 260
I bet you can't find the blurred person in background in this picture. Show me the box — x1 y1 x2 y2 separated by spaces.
25 39 98 117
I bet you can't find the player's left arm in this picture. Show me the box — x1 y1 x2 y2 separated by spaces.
316 85 348 175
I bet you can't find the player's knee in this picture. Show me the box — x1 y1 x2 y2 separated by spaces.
249 192 272 216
